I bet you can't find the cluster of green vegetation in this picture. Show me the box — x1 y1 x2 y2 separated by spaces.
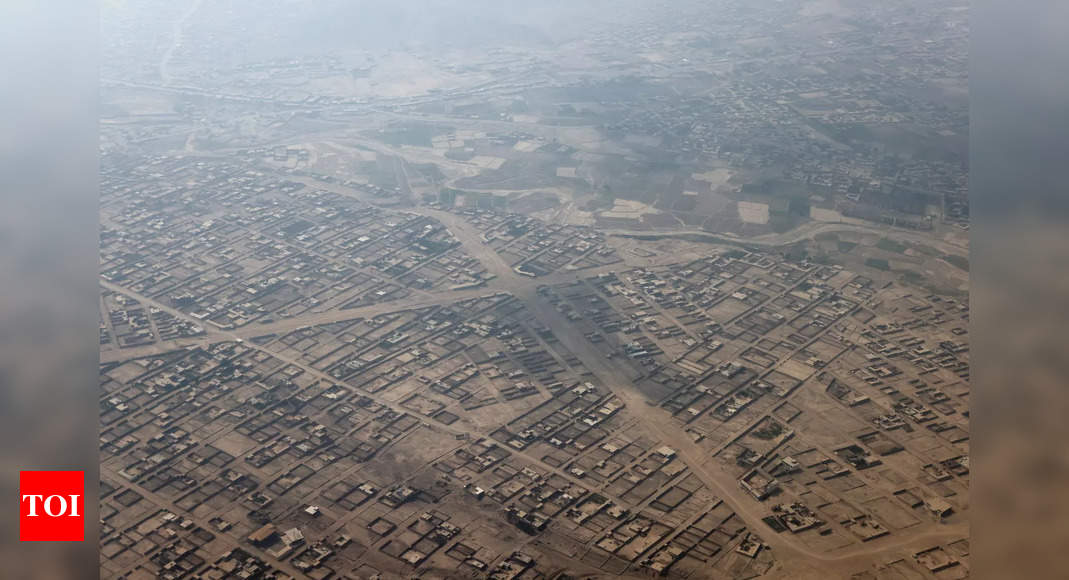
752 421 785 440
876 238 909 253
865 258 891 271
941 254 970 272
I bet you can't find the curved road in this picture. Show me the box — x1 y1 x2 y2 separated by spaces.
159 0 205 85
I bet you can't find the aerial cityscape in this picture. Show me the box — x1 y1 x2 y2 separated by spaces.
98 1 969 579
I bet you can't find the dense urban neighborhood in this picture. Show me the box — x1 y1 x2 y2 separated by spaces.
99 1 968 578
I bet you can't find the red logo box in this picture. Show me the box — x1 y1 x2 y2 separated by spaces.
19 471 84 542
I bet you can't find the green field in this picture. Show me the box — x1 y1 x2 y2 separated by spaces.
865 258 891 271
876 238 909 253
941 254 970 271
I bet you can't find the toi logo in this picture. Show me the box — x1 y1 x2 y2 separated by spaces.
19 471 84 542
